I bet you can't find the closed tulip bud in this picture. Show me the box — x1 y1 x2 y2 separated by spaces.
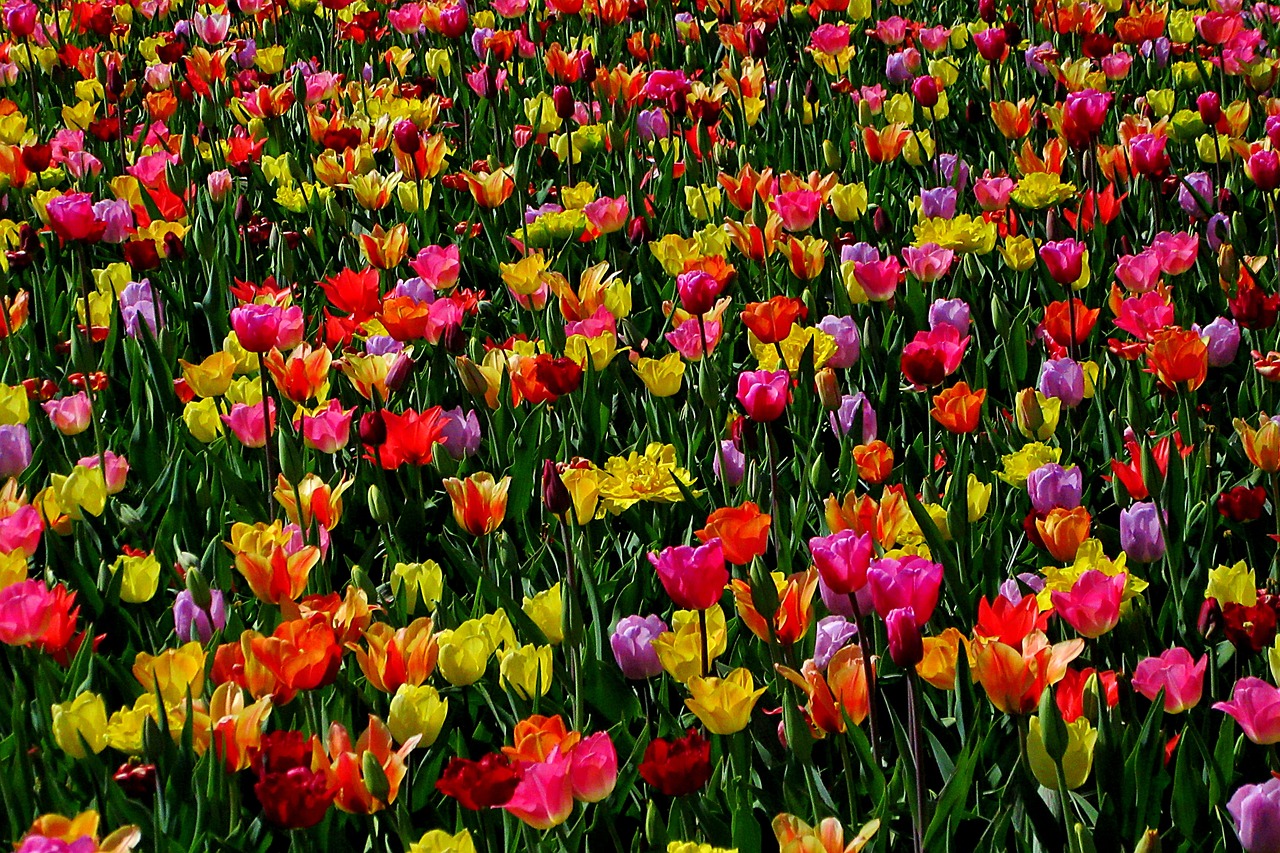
815 368 842 410
393 119 421 154
1028 716 1097 790
1197 91 1221 126
362 750 391 803
1038 686 1070 762
384 353 416 393
440 322 466 353
542 460 572 516
1015 388 1060 440
368 485 391 524
1133 829 1162 853
823 139 841 169
886 607 923 667
552 85 575 120
873 206 890 235
1250 150 1280 192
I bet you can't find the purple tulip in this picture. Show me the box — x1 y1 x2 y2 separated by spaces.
1026 463 1082 514
999 574 1046 604
610 614 667 679
830 392 877 444
1228 777 1280 853
1120 501 1166 562
1193 317 1241 367
935 154 969 193
817 315 861 368
928 298 971 335
119 279 163 338
1178 172 1214 219
438 407 482 460
713 440 745 487
814 615 858 669
0 423 32 479
840 242 879 265
637 108 669 142
920 186 957 220
1038 357 1085 407
173 588 227 644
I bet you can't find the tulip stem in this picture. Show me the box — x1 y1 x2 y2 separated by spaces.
907 671 926 853
260 361 275 510
699 607 710 678
1270 472 1280 553
849 593 882 766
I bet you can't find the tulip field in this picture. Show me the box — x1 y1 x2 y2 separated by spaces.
10 0 1280 849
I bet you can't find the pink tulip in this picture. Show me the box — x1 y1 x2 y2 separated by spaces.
229 303 305 353
1061 89 1112 149
666 317 721 361
676 270 724 316
1050 570 1125 638
852 257 901 302
1150 231 1199 276
76 451 129 494
0 504 41 556
502 750 574 830
649 539 728 611
735 369 791 422
207 170 233 202
46 192 106 243
974 176 1014 210
568 733 617 803
3 0 37 38
972 27 1007 62
583 195 629 234
1039 238 1087 285
771 189 822 232
867 556 944 624
1131 647 1207 713
221 400 276 448
809 22 851 53
1114 252 1163 293
43 393 92 436
1215 677 1280 745
192 11 230 43
886 606 924 666
1113 291 1175 341
0 580 56 645
408 244 461 290
808 529 874 596
298 400 354 453
901 243 954 283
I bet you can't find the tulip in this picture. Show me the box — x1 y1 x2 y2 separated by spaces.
814 615 859 669
675 270 724 316
808 529 874 596
736 369 791 422
830 393 878 443
771 189 822 232
568 732 617 802
353 619 439 693
1026 464 1081 514
500 643 554 699
969 632 1084 714
1027 716 1097 790
1039 238 1087 286
436 753 521 810
713 440 746 487
1038 358 1085 407
173 588 227 644
408 830 476 853
436 621 493 686
816 315 861 367
1146 327 1208 392
610 614 667 679
1051 570 1125 638
1119 502 1166 562
443 472 511 537
1060 89 1111 149
1214 677 1280 745
900 325 968 389
648 539 728 611
930 382 985 434
638 729 712 796
229 303 305 353
0 423 32 477
685 667 765 735
51 692 108 758
867 556 944 624
1193 317 1241 367
109 551 160 603
696 502 770 566
1236 415 1280 472
46 192 107 243
503 750 574 830
633 353 685 397
523 585 563 645
885 607 924 667
1229 778 1280 853
253 733 337 829
1131 647 1207 713
1015 388 1061 440
388 684 448 747
42 393 92 436
1250 150 1280 192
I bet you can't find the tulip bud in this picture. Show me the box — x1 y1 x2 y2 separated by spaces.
185 566 212 611
362 751 391 803
1133 829 1162 853
541 460 572 516
823 139 840 169
745 25 767 59
393 119 420 153
815 367 842 410
368 485 391 524
886 608 924 667
1038 686 1070 763
454 356 490 399
1197 91 1221 126
872 206 890 235
278 428 303 485
359 410 387 446
911 75 939 108
552 85 575 120
384 353 416 393
234 195 252 223
440 322 466 353
645 799 667 848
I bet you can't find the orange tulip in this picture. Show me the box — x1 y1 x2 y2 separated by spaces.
1146 327 1208 392
273 474 353 532
696 502 771 565
969 631 1084 715
351 618 439 693
501 714 580 764
462 167 515 208
375 295 432 341
741 296 808 346
717 164 775 211
863 123 911 163
210 682 273 772
443 472 511 536
787 236 827 280
917 627 968 690
724 216 784 261
294 585 374 647
359 223 409 270
990 99 1033 139
853 440 894 484
1035 506 1092 562
779 644 871 735
825 490 878 535
213 630 293 704
250 616 343 696
1234 414 1280 472
732 569 818 647
931 382 986 434
226 521 321 605
322 716 417 814
264 344 333 404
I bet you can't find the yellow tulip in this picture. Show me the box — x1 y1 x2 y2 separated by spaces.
436 621 493 686
685 667 765 735
523 584 564 645
634 353 685 397
388 684 449 747
52 692 108 758
499 643 554 699
1028 716 1097 790
391 561 444 614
